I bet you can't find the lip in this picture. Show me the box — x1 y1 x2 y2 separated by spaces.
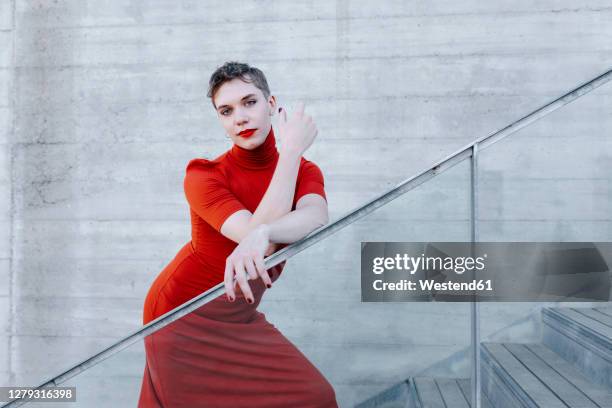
238 128 257 138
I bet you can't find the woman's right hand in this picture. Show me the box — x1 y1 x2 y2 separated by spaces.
277 102 318 157
224 224 273 303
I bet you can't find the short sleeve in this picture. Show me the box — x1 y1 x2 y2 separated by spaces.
294 159 327 205
184 159 248 232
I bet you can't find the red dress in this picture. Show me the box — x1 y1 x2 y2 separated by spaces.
138 126 338 407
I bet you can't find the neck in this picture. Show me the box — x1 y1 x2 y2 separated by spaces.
228 126 278 169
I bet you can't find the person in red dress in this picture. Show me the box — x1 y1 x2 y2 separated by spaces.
138 61 338 407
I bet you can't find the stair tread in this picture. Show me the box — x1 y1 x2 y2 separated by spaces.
595 307 612 318
434 378 470 408
456 378 494 408
483 342 612 407
355 381 411 408
576 308 612 329
413 377 494 408
549 307 612 340
525 343 612 407
413 377 446 408
505 343 601 407
483 343 577 407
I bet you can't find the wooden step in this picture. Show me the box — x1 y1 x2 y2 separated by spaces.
411 377 493 408
354 380 412 408
456 378 494 408
481 342 612 407
542 307 612 388
354 377 495 408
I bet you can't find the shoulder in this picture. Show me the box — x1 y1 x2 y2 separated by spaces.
184 153 229 186
298 157 325 178
185 153 226 173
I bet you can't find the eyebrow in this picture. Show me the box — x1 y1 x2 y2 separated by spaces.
216 94 257 111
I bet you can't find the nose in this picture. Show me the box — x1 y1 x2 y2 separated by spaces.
234 107 249 126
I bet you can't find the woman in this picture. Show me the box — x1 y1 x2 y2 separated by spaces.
138 61 338 407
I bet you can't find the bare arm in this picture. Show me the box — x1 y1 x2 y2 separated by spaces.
220 102 318 243
259 193 328 244
220 149 302 242
224 194 329 303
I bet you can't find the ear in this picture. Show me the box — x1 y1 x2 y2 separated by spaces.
268 95 277 115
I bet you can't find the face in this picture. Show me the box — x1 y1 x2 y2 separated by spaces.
213 77 276 150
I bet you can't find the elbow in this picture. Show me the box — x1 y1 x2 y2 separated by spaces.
316 212 330 229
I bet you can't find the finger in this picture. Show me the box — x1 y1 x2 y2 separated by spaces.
255 254 272 287
224 258 235 301
235 260 255 303
295 101 305 117
308 121 316 133
232 275 241 294
244 255 258 280
236 276 255 304
264 243 274 256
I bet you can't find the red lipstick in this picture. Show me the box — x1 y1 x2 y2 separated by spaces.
238 128 257 138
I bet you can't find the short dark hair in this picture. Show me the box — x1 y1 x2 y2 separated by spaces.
207 61 271 108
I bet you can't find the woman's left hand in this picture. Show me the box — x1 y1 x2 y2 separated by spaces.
224 224 274 303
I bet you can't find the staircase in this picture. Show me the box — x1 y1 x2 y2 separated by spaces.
356 306 612 408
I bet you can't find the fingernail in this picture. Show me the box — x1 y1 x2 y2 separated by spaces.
278 107 282 113
266 284 271 288
247 298 253 304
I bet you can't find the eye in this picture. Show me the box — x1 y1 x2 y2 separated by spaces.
220 109 231 116
246 100 256 106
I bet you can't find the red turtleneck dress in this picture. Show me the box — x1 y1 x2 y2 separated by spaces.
138 127 338 408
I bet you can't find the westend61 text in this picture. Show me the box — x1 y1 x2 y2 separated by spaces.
373 279 493 291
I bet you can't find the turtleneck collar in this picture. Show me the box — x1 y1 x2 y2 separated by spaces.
227 126 279 170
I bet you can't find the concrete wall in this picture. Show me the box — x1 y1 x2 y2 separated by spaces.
2 1 612 407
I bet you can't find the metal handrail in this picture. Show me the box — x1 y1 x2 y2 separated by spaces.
3 67 611 407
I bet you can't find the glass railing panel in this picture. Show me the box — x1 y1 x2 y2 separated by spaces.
477 79 612 403
261 159 472 406
20 339 145 408
6 159 473 408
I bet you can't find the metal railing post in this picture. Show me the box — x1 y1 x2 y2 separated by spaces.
470 144 481 408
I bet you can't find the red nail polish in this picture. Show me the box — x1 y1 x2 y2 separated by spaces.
247 298 253 304
266 284 271 288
